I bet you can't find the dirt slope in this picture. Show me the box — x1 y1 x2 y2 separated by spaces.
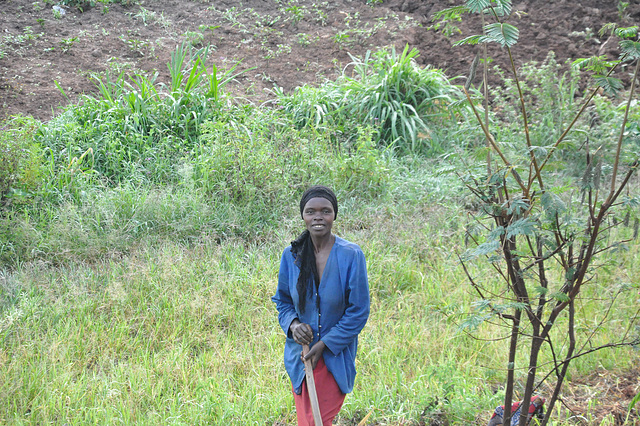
1 0 639 121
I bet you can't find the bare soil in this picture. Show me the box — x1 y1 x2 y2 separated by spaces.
0 0 639 423
1 0 639 122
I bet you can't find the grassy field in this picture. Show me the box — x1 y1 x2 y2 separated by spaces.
1 40 639 425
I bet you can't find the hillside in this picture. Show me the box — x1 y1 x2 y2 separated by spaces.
1 0 639 120
1 1 639 424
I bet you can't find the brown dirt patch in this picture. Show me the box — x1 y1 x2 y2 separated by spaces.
1 0 639 121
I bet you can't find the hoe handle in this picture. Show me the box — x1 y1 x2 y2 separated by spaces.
302 344 323 426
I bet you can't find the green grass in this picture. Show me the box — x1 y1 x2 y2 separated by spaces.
0 42 639 425
1 200 637 424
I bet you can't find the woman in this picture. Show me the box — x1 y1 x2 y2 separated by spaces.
272 185 370 426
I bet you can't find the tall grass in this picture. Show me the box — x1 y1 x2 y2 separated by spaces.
1 200 637 424
275 45 462 154
35 44 246 189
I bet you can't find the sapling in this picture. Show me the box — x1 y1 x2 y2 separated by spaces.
438 1 640 425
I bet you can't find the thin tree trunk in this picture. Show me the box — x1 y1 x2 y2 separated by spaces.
503 307 521 426
540 299 575 426
519 327 543 426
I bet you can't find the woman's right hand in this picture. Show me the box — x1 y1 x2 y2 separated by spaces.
290 319 313 345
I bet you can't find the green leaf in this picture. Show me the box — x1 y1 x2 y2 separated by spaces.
471 299 492 311
619 40 640 60
453 35 484 46
565 267 576 281
431 5 468 21
489 226 505 240
459 313 492 331
615 26 639 39
470 239 501 258
493 301 526 313
599 22 618 37
541 191 566 220
549 292 570 302
482 22 519 47
572 56 617 74
620 195 640 208
492 0 512 16
506 218 536 238
506 197 530 216
529 145 548 158
594 75 624 95
629 389 640 413
533 286 549 296
465 0 491 13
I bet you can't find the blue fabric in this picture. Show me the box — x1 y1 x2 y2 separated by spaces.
492 403 523 426
272 236 370 395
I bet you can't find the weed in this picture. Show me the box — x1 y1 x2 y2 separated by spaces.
3 27 43 47
332 32 351 48
220 6 244 28
60 0 96 12
276 45 460 153
310 3 328 26
59 36 78 53
0 117 42 208
52 6 64 19
119 35 151 56
133 7 156 25
183 31 205 47
618 1 630 21
259 14 281 27
296 33 318 47
282 4 307 25
132 7 171 28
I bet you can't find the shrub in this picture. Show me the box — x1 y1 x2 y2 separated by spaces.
35 44 247 187
0 117 42 209
275 45 462 154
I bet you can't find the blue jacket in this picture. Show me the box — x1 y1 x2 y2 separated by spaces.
272 236 370 394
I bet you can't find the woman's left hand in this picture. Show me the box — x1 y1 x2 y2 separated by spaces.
302 340 326 369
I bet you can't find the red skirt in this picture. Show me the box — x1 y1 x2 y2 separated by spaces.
293 358 346 426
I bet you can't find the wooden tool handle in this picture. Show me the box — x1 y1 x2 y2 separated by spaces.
302 344 323 426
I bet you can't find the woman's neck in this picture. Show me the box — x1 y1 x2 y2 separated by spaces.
311 233 335 253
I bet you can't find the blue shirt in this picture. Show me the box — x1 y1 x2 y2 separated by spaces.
272 236 370 395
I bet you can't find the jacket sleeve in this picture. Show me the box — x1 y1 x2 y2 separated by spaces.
272 249 299 338
321 248 370 355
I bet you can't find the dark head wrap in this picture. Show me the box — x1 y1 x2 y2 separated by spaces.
291 185 339 314
299 185 338 220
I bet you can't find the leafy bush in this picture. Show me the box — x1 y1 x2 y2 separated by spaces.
193 109 391 207
485 51 640 178
0 117 42 209
276 45 462 154
35 44 246 189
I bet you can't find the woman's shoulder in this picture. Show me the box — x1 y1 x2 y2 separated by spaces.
281 245 294 257
334 236 364 256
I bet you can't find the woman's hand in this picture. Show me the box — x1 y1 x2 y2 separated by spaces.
290 319 313 345
302 340 326 369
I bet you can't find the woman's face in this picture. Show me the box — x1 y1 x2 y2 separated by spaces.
302 197 335 239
